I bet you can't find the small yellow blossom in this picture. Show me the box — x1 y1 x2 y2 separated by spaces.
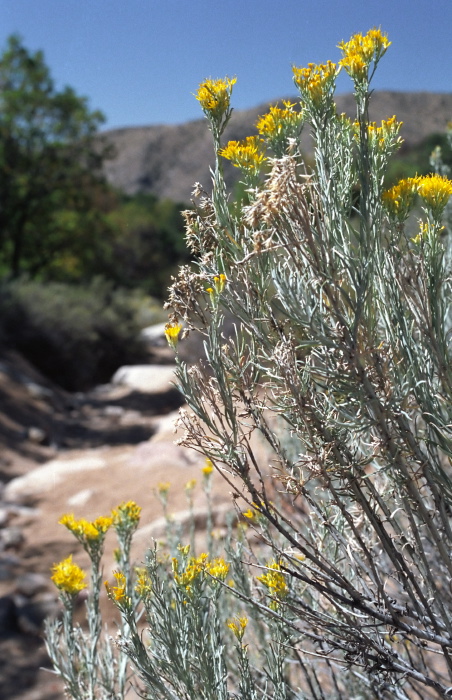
382 177 419 222
196 77 236 119
134 567 152 598
51 555 87 595
257 561 288 599
214 273 227 293
202 458 214 476
206 557 230 581
339 28 391 81
242 508 256 520
417 174 452 218
111 501 141 532
292 61 337 107
105 570 128 603
59 513 112 543
185 479 197 492
157 482 171 496
172 552 208 589
164 322 183 350
411 221 430 244
227 615 248 640
219 136 267 174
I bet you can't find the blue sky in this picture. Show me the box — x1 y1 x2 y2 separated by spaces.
0 0 451 131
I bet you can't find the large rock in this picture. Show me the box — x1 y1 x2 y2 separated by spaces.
112 364 177 393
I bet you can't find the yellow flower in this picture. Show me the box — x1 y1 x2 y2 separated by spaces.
382 177 419 222
218 136 266 174
134 567 152 598
256 101 304 153
202 458 214 476
93 515 113 533
111 501 142 527
157 482 171 496
185 479 197 492
227 615 248 640
59 513 112 542
339 28 391 82
257 561 288 598
214 273 227 293
292 61 337 107
417 174 452 218
206 556 230 581
173 552 208 589
242 508 256 520
196 77 236 119
105 570 128 603
164 322 183 350
51 555 87 595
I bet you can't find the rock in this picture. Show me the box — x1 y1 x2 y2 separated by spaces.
0 507 11 528
16 592 59 634
15 573 48 598
24 381 53 400
112 365 177 393
0 553 21 582
0 595 18 635
134 503 235 542
66 488 96 507
0 527 25 551
3 454 107 503
27 427 47 444
140 323 167 347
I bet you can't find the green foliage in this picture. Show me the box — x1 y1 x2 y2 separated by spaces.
386 131 452 184
0 277 152 390
0 34 113 279
105 193 191 297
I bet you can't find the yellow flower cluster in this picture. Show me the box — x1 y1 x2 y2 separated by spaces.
382 177 419 222
257 561 288 599
383 174 452 221
418 174 452 217
361 115 402 149
339 28 391 81
51 555 87 595
135 567 152 598
256 101 304 139
59 513 112 542
219 136 266 174
206 273 227 298
111 500 142 527
104 570 128 603
227 615 248 640
196 77 236 118
207 557 230 580
164 322 183 350
292 61 337 107
172 553 230 591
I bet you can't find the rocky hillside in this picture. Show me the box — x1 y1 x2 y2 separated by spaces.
102 91 452 203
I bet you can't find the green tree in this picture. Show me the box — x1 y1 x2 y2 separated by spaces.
0 34 113 278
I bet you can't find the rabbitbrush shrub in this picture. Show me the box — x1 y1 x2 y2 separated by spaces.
46 29 452 699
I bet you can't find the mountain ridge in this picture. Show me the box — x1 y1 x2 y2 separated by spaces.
101 91 452 203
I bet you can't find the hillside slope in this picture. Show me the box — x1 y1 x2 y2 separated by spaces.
102 91 452 202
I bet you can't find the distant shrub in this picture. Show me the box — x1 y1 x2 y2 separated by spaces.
0 277 154 390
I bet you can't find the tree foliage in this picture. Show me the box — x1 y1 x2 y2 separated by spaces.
0 34 113 278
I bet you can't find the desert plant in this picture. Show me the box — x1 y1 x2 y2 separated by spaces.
163 28 452 698
47 28 452 699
